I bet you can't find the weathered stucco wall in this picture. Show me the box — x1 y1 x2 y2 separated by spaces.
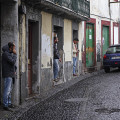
40 11 53 93
19 14 27 103
78 22 83 61
1 2 19 105
20 15 26 73
41 12 52 68
91 0 110 18
64 19 72 62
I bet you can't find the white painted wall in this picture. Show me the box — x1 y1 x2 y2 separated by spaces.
110 0 120 21
114 26 119 44
78 22 84 61
88 0 120 68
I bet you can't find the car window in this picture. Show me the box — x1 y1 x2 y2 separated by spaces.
106 46 120 54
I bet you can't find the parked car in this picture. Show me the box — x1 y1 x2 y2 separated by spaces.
103 44 120 73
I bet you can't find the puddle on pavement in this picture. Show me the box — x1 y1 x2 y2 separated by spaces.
95 108 120 114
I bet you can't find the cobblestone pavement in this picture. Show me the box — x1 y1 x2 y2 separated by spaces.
1 69 120 120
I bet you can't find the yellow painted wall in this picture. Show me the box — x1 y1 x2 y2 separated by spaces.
64 19 72 62
41 12 52 68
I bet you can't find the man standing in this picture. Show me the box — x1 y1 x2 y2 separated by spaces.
2 42 17 110
53 37 61 81
73 38 79 76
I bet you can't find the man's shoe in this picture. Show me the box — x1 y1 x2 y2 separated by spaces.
53 78 59 82
73 74 78 76
3 107 10 111
8 104 15 108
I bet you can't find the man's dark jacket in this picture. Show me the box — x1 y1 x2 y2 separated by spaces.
54 43 59 59
2 45 17 78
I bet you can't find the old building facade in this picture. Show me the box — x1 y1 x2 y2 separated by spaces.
19 0 90 103
0 0 90 105
82 0 120 72
0 0 119 106
1 0 19 105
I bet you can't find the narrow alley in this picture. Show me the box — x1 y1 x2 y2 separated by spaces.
2 69 120 120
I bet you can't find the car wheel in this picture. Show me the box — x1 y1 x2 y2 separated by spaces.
104 67 110 73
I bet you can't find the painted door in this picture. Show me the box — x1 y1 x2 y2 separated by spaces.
86 24 94 67
28 23 32 95
102 26 109 56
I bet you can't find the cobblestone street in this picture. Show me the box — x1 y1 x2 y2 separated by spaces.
1 69 120 120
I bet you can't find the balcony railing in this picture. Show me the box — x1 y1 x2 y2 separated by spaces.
48 0 90 18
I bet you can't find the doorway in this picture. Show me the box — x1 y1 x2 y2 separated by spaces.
102 26 109 56
54 26 64 81
28 20 39 96
86 23 94 68
73 30 79 74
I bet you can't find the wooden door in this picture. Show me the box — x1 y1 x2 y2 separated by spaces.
28 22 32 95
102 26 109 56
86 24 94 67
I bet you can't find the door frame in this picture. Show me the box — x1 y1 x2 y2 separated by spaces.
84 18 96 68
113 22 119 45
25 8 41 96
101 20 111 64
52 15 64 82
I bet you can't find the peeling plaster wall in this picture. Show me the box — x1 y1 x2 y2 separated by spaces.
40 12 53 93
19 6 41 102
41 12 52 68
1 2 19 105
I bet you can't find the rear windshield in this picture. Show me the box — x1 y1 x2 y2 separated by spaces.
106 46 120 54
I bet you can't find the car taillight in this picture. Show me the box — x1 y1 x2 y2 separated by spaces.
103 55 107 59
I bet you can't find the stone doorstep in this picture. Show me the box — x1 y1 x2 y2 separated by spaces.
0 70 104 119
